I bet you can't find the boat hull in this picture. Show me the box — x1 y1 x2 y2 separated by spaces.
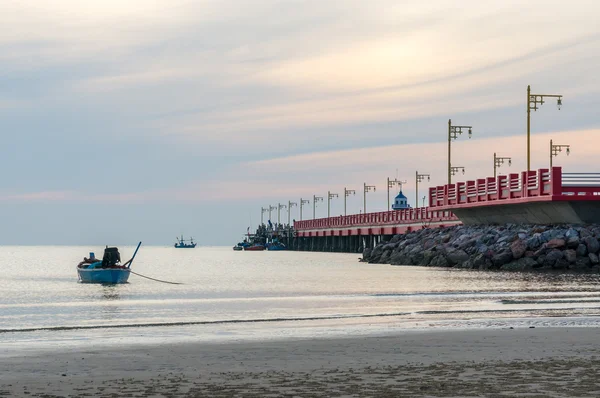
174 244 196 248
77 268 131 284
244 245 265 251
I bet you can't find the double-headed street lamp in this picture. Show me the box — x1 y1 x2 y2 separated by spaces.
387 178 406 210
344 188 355 216
299 198 310 221
450 166 465 178
448 119 473 184
261 207 268 224
277 203 286 224
313 195 323 219
363 183 376 214
527 85 563 171
493 153 512 178
550 139 570 169
268 205 277 222
327 191 338 218
287 201 297 226
415 171 430 209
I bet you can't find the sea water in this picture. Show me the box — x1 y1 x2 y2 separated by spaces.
2 246 600 357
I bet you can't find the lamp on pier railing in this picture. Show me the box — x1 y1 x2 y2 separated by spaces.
422 195 426 207
493 153 512 178
387 178 406 210
277 203 287 224
363 183 376 214
327 191 338 218
313 195 323 219
450 166 465 177
287 201 297 226
527 85 563 171
448 119 473 184
299 198 310 221
261 207 268 224
343 187 356 216
268 205 277 222
550 139 570 169
415 171 430 209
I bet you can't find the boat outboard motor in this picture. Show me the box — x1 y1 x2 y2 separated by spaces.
102 246 121 268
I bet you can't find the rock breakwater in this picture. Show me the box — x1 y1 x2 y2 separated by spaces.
362 224 600 272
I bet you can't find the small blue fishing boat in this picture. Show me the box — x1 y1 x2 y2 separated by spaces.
266 239 286 251
175 235 196 248
77 242 141 284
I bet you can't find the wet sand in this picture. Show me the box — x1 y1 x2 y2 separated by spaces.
2 327 600 397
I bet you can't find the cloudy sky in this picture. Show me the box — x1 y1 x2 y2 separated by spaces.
1 0 599 245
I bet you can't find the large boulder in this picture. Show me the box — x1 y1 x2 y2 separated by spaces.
546 238 566 249
543 249 564 267
502 257 537 272
576 244 588 258
389 252 410 266
564 249 577 264
553 258 570 270
566 236 580 249
447 249 470 265
492 251 513 268
589 253 599 265
429 255 449 268
390 234 402 244
511 239 527 259
527 234 543 250
584 236 600 254
362 247 372 261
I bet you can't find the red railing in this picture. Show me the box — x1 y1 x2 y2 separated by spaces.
294 207 458 231
429 167 600 208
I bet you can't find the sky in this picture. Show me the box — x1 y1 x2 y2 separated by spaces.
1 0 600 245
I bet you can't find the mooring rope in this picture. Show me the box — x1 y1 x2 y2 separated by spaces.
130 270 184 285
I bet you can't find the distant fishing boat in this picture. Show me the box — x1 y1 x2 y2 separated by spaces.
77 242 142 284
175 235 196 248
266 241 286 251
244 244 265 251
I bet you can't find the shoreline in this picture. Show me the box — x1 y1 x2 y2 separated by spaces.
3 326 600 397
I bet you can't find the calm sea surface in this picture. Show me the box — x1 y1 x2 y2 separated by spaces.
2 246 600 356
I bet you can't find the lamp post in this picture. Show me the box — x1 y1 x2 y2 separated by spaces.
313 195 323 219
277 203 287 224
261 207 268 224
344 187 356 216
422 196 426 207
415 171 430 209
387 178 406 210
450 166 465 179
527 85 563 171
493 153 512 178
327 191 338 218
288 201 297 226
550 139 570 169
363 183 376 214
448 119 473 184
300 198 310 221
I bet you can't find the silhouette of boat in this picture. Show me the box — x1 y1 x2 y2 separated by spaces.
175 235 196 248
77 243 141 284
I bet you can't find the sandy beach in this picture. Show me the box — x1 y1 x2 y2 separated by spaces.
2 326 600 397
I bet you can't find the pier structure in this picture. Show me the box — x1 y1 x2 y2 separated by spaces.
292 207 460 253
291 167 600 253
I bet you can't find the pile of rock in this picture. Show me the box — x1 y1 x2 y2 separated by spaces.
362 224 600 272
